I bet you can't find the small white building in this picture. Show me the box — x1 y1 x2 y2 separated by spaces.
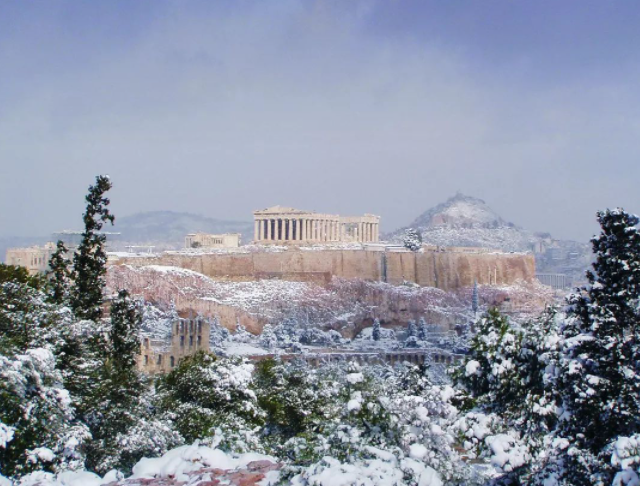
184 232 241 249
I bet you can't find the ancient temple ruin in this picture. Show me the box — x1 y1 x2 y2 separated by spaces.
253 206 380 244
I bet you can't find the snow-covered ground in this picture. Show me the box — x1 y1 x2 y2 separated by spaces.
2 441 447 486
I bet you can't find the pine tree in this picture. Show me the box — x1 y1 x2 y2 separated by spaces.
372 319 381 341
557 208 640 484
70 175 114 321
47 241 71 306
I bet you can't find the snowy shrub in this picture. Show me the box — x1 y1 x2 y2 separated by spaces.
0 348 89 477
0 282 71 355
253 359 340 448
260 324 278 350
289 446 445 486
157 352 263 448
612 435 640 486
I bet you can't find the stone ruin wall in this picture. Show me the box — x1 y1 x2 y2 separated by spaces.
116 249 535 292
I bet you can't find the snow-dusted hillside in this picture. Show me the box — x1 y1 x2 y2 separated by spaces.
388 193 591 281
107 264 553 341
389 193 534 251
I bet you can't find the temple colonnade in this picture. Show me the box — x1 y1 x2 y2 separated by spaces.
253 206 380 244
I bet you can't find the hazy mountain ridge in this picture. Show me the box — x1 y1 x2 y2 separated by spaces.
111 211 254 250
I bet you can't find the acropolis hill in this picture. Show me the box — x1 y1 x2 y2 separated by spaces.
112 205 536 291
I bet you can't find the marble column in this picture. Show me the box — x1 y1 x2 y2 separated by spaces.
254 220 260 241
266 219 271 240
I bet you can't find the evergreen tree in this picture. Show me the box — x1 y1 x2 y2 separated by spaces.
108 289 142 372
47 241 71 306
372 319 381 341
81 290 163 474
471 280 479 314
402 228 422 252
260 324 278 349
70 175 114 321
407 319 417 338
0 282 69 354
405 319 419 348
158 352 263 448
0 348 90 477
0 263 45 289
417 317 428 342
556 208 640 484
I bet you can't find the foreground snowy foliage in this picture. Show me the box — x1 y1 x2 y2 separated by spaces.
3 207 639 486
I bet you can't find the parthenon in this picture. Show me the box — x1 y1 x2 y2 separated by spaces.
253 206 380 244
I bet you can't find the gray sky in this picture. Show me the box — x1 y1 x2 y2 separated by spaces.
1 0 639 242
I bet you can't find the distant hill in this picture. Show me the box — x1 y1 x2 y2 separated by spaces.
1 211 254 261
387 193 592 284
111 211 254 250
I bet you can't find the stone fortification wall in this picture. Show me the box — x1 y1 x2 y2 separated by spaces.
385 250 535 288
116 248 534 292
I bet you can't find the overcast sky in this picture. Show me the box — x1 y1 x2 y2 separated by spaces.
1 0 639 242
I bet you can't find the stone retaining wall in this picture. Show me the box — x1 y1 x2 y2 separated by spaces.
116 248 534 292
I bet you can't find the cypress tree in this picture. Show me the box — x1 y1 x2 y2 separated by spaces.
407 319 417 338
47 240 71 305
417 317 428 341
70 175 114 321
471 280 479 314
372 318 381 341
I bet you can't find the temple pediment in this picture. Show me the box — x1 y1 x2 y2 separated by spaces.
254 205 309 215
